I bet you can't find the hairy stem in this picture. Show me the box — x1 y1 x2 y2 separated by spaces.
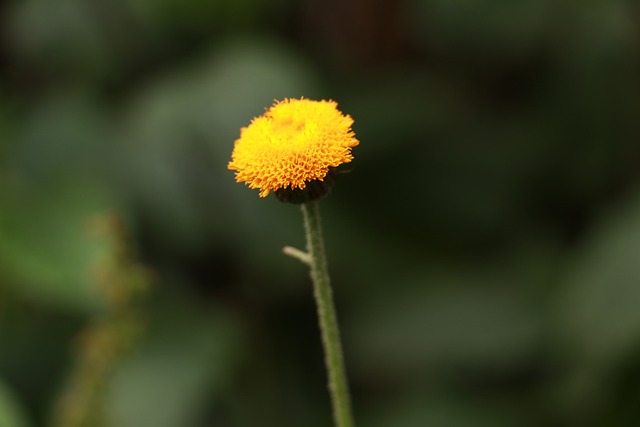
301 201 355 427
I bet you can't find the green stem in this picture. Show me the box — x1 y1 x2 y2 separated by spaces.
301 201 355 427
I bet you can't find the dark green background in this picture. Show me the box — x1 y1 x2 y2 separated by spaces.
1 0 640 426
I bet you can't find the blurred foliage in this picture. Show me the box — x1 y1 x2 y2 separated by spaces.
1 0 640 426
50 215 151 427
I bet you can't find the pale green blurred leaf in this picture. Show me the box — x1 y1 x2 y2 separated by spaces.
109 300 243 427
555 189 640 365
125 39 319 156
0 182 115 312
0 380 30 427
119 39 319 248
11 93 112 185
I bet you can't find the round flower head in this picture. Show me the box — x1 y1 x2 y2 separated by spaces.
228 98 359 201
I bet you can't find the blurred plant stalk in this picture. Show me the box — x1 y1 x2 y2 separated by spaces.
50 215 151 427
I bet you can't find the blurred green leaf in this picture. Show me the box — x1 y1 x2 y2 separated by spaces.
0 380 30 427
119 39 319 249
11 93 112 185
348 267 543 382
109 299 243 427
555 189 640 365
6 0 112 78
363 395 529 427
0 182 115 312
125 39 319 155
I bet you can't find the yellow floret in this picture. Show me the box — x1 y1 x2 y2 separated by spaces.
228 98 359 197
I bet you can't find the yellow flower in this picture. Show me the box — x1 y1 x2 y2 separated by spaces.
228 98 359 198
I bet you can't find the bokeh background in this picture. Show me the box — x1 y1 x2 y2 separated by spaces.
2 0 640 426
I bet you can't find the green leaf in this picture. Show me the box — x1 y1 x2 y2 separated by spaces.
0 380 30 427
555 190 640 365
348 267 542 379
0 182 115 312
108 300 243 427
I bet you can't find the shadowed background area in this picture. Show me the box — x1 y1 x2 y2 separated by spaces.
1 0 640 426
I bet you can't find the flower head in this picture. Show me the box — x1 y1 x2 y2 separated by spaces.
228 98 359 199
